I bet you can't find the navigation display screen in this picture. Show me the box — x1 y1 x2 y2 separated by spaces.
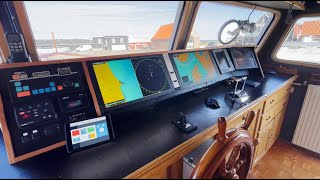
91 55 171 108
230 48 258 69
212 49 235 74
171 51 218 86
65 116 114 153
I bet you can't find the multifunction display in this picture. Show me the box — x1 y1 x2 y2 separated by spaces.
171 51 218 86
91 55 172 109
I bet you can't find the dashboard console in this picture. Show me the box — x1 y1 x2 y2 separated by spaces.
0 46 262 164
0 62 96 157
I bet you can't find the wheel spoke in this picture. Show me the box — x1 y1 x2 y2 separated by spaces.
226 145 241 170
219 158 228 177
234 147 247 171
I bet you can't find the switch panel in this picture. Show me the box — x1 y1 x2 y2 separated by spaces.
14 100 56 129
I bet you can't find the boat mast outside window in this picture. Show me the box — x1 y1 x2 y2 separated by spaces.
23 1 181 61
186 1 274 49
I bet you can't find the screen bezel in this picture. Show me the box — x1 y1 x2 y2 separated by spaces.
168 50 220 89
229 48 259 70
86 54 175 113
65 115 115 153
211 49 235 74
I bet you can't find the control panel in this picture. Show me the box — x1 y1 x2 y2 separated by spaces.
0 63 96 157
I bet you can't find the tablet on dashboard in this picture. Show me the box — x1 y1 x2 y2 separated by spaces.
65 115 115 153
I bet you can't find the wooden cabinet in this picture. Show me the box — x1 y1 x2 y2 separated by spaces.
252 85 292 165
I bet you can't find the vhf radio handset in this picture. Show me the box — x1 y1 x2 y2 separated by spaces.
4 1 30 63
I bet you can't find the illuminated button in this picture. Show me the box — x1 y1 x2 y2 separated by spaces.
17 91 31 97
57 85 63 90
74 83 80 88
16 87 22 92
14 82 21 87
23 86 29 91
32 89 39 95
51 87 56 91
45 88 51 92
38 89 44 94
49 82 55 87
19 112 25 115
12 75 20 80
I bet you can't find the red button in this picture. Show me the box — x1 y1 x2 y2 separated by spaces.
57 85 63 90
22 114 30 119
17 91 31 97
72 130 80 137
12 75 20 80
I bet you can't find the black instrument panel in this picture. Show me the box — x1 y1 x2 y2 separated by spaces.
0 62 96 156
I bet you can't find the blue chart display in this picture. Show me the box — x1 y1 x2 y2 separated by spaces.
172 51 217 85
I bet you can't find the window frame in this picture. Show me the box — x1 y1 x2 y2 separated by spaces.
185 1 280 53
13 1 185 62
272 13 320 68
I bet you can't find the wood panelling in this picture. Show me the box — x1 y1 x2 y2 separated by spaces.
0 95 15 164
0 22 9 62
167 158 183 179
249 139 320 179
82 62 101 116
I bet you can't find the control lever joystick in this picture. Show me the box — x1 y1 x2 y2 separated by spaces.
172 112 197 134
177 112 187 127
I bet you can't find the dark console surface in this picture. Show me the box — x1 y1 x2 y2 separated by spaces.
0 73 292 178
0 63 96 156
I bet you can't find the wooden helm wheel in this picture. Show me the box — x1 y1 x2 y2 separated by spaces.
190 111 255 179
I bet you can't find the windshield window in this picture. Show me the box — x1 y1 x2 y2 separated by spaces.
187 2 274 49
24 1 179 61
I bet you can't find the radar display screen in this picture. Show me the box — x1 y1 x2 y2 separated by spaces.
171 51 218 86
91 55 171 108
230 48 258 70
132 56 170 96
212 49 235 74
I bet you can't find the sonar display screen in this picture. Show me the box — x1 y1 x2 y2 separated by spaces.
92 56 171 108
172 51 217 86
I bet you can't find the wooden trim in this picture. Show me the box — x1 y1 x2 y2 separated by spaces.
0 94 66 164
0 21 9 62
125 75 298 178
0 95 16 164
286 1 306 11
12 1 39 61
0 45 256 70
272 13 320 68
172 2 191 50
167 158 183 179
82 62 101 116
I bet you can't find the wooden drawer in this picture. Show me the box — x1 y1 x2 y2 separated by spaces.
263 84 291 114
269 109 287 147
260 94 290 131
